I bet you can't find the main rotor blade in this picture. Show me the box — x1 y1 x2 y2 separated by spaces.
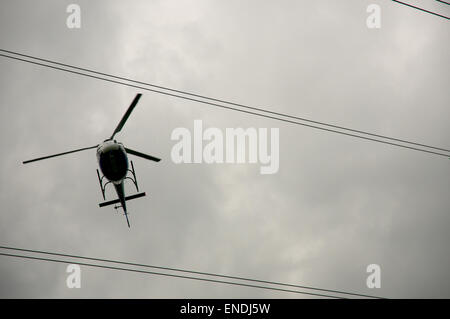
23 145 98 164
110 93 142 139
125 147 161 162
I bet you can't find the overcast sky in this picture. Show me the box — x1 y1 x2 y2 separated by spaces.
0 0 449 298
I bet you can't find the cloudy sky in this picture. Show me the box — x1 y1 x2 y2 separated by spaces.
0 0 449 298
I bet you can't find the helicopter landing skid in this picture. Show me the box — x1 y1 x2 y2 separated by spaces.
98 192 146 208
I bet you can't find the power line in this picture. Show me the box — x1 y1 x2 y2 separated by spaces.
435 0 450 6
392 0 450 20
0 252 348 299
0 245 385 299
1 51 449 158
1 48 449 154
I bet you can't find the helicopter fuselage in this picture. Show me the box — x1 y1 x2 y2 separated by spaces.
96 140 129 184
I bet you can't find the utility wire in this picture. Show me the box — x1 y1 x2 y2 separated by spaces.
435 0 450 6
0 245 385 299
1 48 448 154
0 252 348 299
392 0 450 20
1 51 449 158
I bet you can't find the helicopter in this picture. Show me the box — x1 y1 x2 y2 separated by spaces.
22 93 161 228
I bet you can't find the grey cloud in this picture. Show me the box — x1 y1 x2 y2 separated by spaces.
0 0 449 298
